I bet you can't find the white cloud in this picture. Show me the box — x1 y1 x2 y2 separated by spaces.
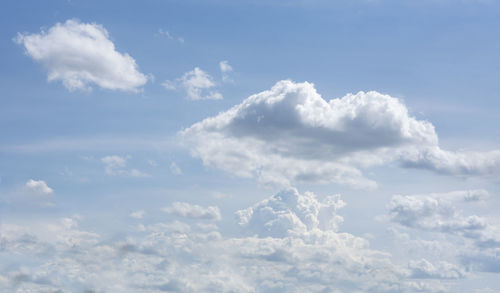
181 80 500 189
101 155 149 177
162 202 221 221
25 179 53 196
219 60 233 83
162 67 223 100
15 19 147 92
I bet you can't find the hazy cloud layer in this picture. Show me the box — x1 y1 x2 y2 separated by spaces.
0 189 455 293
182 80 500 188
16 19 148 92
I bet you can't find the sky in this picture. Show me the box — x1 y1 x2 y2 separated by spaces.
1 0 500 292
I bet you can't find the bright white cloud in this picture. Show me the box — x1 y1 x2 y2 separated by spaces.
25 179 53 196
162 67 223 100
15 19 148 92
219 60 233 83
236 188 345 237
181 80 500 189
162 202 221 221
101 155 149 177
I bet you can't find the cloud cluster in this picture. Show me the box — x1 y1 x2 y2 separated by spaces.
387 190 488 234
163 67 222 100
15 19 148 92
181 80 500 188
386 189 500 275
0 189 454 293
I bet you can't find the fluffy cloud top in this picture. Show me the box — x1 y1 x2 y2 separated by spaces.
163 67 222 100
181 80 500 188
15 19 147 92
236 188 345 237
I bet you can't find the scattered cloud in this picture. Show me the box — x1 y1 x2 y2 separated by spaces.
387 190 489 235
385 189 500 276
157 28 184 43
101 155 149 177
169 162 183 175
162 202 221 221
162 67 223 100
15 19 148 92
181 80 500 189
219 60 233 83
129 210 145 219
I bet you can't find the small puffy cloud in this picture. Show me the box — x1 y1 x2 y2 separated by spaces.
219 60 233 83
162 202 221 221
162 67 223 100
101 155 149 177
15 19 147 92
25 179 53 196
181 80 500 189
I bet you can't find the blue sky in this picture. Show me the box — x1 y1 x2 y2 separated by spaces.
1 0 500 292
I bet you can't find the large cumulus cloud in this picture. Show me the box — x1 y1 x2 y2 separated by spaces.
181 80 500 188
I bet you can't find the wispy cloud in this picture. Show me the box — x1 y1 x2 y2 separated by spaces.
101 155 150 177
